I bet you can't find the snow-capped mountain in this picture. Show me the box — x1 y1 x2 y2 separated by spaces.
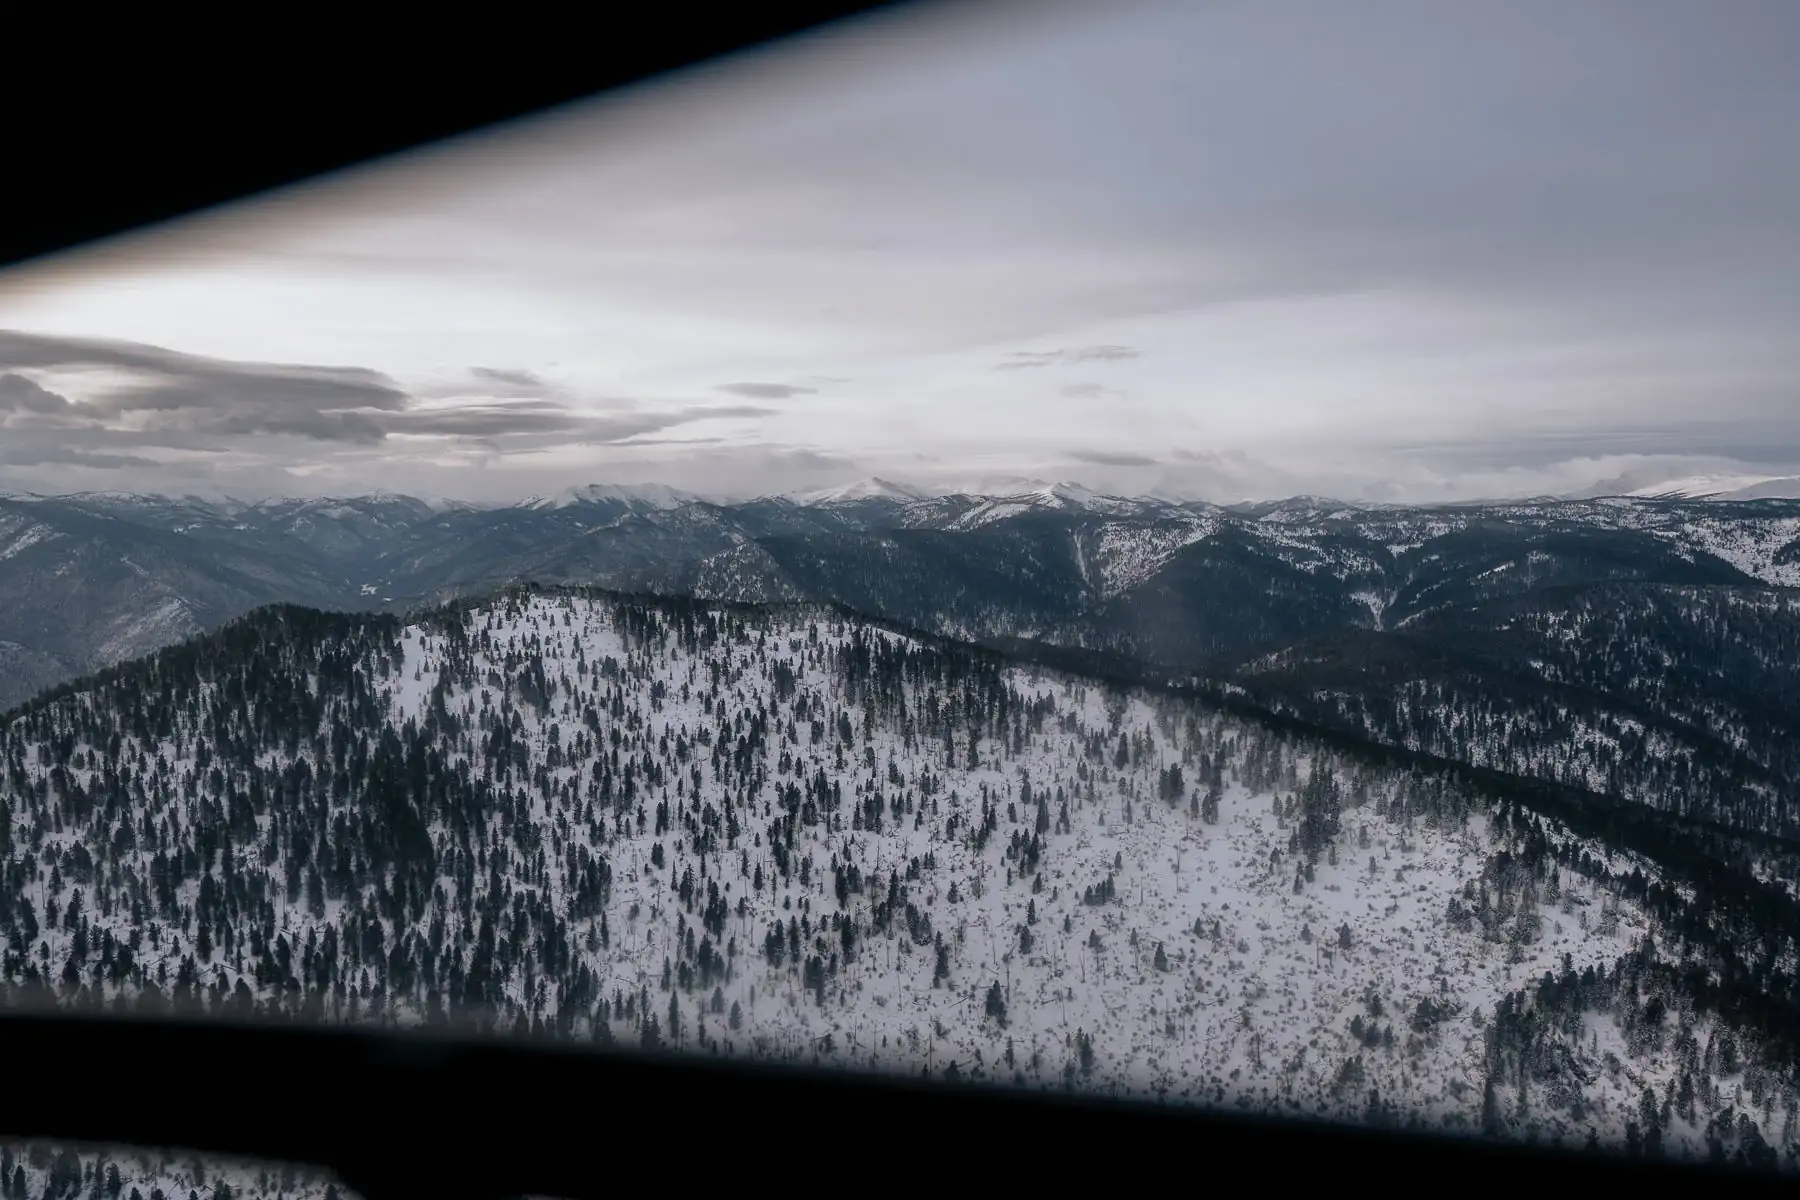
1624 476 1774 500
1715 478 1800 502
785 477 929 506
1566 472 1800 503
524 482 705 511
938 481 1166 531
939 474 1055 496
1 587 1795 1199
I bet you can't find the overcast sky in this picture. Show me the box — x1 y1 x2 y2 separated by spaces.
2 0 1798 504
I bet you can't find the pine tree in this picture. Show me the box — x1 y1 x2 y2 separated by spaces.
1481 1074 1503 1136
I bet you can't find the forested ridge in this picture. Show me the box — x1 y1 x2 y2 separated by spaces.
1230 584 1800 837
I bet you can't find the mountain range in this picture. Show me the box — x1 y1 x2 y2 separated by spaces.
5 482 1800 841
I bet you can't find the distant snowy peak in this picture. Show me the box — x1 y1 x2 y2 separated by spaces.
53 490 178 506
786 477 930 506
525 483 704 511
6 490 235 516
940 480 1166 530
1144 483 1224 508
940 478 1122 507
937 474 1065 499
776 475 1172 516
1621 474 1777 500
241 492 440 520
1033 480 1099 506
1713 477 1800 502
1231 495 1361 522
1567 472 1800 503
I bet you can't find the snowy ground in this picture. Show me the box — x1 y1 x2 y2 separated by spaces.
379 596 1672 1131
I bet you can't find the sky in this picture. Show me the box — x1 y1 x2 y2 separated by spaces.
1 0 1798 505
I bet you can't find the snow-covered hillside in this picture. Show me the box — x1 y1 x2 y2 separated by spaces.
381 597 1621 1114
1669 513 1800 588
1082 516 1221 600
3 589 1795 1194
0 510 61 563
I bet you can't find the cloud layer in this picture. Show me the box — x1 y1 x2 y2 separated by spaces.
0 330 786 495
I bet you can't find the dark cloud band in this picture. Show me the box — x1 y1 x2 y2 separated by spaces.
717 382 818 399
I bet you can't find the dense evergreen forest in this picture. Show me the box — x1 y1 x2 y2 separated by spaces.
1231 584 1800 838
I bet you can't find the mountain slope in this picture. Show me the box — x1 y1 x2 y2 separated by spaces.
3 589 1797 1177
0 496 359 710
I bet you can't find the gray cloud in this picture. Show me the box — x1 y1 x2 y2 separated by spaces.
469 366 547 390
0 373 73 415
595 436 730 448
0 329 407 410
0 441 162 469
544 405 777 449
415 367 571 404
380 399 591 439
1059 382 1125 401
199 406 391 444
704 447 862 499
716 382 818 399
765 448 856 470
1394 412 1800 472
996 345 1142 371
690 404 780 421
0 329 410 446
1066 449 1158 467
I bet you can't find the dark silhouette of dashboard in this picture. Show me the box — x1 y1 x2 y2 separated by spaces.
0 1012 1780 1198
